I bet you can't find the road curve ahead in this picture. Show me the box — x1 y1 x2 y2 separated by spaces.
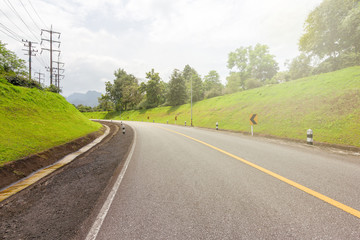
89 121 360 239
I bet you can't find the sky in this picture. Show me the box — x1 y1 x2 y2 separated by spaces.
0 0 323 97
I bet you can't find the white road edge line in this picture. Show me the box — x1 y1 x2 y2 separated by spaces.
85 122 137 240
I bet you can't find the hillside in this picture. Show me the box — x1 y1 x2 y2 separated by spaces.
84 66 360 148
0 78 102 165
66 90 102 107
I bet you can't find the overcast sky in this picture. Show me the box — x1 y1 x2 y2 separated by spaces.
0 0 323 97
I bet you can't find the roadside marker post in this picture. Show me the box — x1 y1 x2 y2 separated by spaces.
249 114 258 136
185 121 187 126
307 129 313 145
216 122 218 130
122 124 125 134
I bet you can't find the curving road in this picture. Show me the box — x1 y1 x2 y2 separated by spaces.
88 121 360 239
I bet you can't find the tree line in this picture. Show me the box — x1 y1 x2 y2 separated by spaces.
98 0 359 111
97 65 226 111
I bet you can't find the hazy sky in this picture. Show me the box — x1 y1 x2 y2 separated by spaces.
0 0 322 97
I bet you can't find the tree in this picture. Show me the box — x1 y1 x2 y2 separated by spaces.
226 72 243 93
167 69 187 106
204 70 223 98
0 41 42 89
98 94 115 111
227 43 278 89
0 41 27 76
141 69 165 108
182 64 204 102
76 104 92 112
105 68 141 111
340 2 360 64
249 44 279 82
270 71 290 84
227 46 250 83
287 53 313 80
299 0 360 69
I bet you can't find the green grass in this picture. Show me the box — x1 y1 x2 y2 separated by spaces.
84 66 360 148
0 78 102 165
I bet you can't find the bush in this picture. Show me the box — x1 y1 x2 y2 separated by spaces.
45 84 61 93
245 78 263 89
5 75 42 90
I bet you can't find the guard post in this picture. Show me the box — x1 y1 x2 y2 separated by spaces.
307 129 313 145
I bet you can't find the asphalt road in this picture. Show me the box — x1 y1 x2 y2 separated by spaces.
89 121 360 239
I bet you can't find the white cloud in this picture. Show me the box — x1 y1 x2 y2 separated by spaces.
0 0 322 97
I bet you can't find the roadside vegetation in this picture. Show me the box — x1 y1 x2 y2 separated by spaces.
83 0 360 148
84 66 360 148
0 77 101 165
83 0 360 114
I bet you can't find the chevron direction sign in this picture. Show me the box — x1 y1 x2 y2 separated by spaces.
250 114 258 125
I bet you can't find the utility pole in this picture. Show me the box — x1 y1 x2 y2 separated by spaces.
41 25 61 86
34 70 45 84
22 40 37 81
53 55 64 88
190 74 193 127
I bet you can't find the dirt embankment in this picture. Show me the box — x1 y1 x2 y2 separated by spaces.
0 127 105 190
0 121 134 240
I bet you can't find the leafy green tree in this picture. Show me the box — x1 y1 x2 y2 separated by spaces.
182 64 204 102
204 70 223 98
227 43 278 89
226 72 243 94
299 0 360 70
270 71 290 84
227 46 250 83
287 53 313 80
167 69 187 106
105 69 141 111
98 94 115 111
0 41 27 76
341 2 360 55
248 44 279 82
0 41 42 89
76 104 92 112
144 69 165 108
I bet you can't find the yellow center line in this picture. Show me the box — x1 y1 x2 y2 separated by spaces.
158 126 360 219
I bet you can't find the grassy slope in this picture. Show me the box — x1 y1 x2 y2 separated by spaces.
0 78 102 165
84 66 360 147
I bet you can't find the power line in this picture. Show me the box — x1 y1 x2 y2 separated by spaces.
27 0 47 29
4 0 40 42
19 0 41 31
35 54 48 68
0 23 23 42
0 28 22 43
0 7 34 41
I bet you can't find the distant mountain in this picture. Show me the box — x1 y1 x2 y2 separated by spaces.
66 91 102 107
